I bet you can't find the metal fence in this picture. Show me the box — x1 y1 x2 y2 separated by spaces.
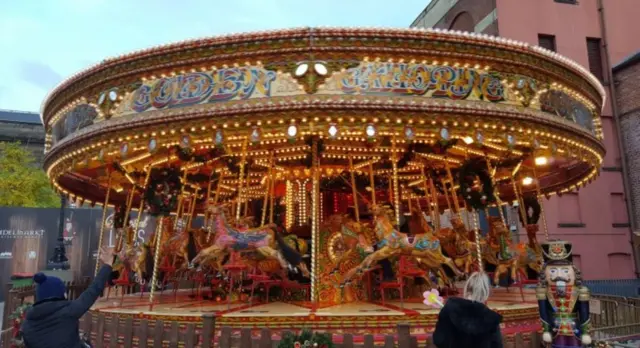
585 279 640 298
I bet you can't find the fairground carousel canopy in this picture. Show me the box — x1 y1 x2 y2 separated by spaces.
41 27 605 218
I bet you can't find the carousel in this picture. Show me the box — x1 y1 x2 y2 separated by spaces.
41 27 605 344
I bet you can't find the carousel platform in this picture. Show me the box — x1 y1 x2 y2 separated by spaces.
90 285 541 342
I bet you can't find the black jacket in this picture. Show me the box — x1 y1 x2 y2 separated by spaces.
433 297 503 348
21 265 113 348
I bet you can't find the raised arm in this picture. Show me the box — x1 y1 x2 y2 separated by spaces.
66 247 115 318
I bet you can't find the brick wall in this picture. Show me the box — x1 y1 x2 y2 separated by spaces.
615 60 640 230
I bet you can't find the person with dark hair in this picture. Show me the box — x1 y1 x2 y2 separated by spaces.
20 247 115 348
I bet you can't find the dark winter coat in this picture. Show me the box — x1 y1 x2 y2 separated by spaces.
433 297 504 348
21 265 113 348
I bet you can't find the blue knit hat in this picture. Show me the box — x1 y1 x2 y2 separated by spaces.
33 273 66 301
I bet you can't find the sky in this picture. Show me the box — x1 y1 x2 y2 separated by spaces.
0 0 430 113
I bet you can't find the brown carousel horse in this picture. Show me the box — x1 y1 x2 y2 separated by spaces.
191 205 310 277
435 215 475 276
482 216 520 286
323 214 375 274
340 205 462 287
514 224 544 279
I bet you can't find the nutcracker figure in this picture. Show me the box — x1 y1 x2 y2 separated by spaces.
537 240 592 347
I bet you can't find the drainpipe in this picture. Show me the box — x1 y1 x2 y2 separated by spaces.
597 0 640 278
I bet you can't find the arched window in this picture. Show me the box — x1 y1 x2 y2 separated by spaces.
449 12 475 32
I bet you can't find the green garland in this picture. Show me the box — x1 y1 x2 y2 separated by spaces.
277 330 334 348
458 158 496 210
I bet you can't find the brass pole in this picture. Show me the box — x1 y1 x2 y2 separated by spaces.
186 188 199 229
368 163 376 206
207 172 225 242
269 172 276 224
407 187 413 212
428 176 441 230
236 138 249 221
484 158 508 228
441 179 453 212
532 163 550 240
262 151 274 225
134 167 153 233
95 171 113 276
173 169 189 230
511 175 527 229
148 217 164 307
445 161 461 214
123 186 136 228
421 167 435 226
471 210 483 271
202 175 215 228
349 155 360 222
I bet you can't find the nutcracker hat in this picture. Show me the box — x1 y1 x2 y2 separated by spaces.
541 240 573 265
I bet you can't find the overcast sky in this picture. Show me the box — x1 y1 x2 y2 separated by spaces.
0 0 430 113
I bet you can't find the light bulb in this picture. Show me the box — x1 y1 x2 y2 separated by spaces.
366 124 376 138
522 177 533 186
535 156 548 166
287 124 298 138
295 63 309 77
328 124 338 138
462 136 474 145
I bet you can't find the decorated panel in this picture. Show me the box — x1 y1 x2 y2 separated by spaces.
51 104 98 145
52 62 598 146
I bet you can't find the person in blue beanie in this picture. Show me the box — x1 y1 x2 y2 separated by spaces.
20 246 115 348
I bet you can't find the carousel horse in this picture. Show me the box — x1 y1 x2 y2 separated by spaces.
340 205 462 287
515 224 543 279
436 215 475 276
483 217 520 286
191 205 310 277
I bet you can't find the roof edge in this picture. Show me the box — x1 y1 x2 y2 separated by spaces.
613 50 640 73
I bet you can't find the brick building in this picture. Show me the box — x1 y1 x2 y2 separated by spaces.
411 0 640 279
613 53 640 255
0 109 45 164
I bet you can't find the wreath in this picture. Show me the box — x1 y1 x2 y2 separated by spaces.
113 205 126 229
9 303 32 347
277 330 334 348
144 167 182 217
518 195 541 225
458 157 496 210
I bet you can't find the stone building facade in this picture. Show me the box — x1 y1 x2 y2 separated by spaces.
613 53 640 251
0 110 45 165
410 0 640 279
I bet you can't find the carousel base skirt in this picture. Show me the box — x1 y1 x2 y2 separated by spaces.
90 286 541 343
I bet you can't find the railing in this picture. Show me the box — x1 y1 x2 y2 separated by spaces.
585 279 640 298
79 312 543 348
4 279 640 347
591 294 640 344
0 278 90 347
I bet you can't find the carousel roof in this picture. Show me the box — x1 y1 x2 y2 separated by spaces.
40 27 606 211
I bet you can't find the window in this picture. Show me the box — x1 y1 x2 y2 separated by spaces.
558 193 584 227
610 193 629 226
538 34 557 52
587 38 604 82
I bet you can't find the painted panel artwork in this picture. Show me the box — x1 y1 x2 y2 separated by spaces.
326 62 505 102
129 67 278 113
